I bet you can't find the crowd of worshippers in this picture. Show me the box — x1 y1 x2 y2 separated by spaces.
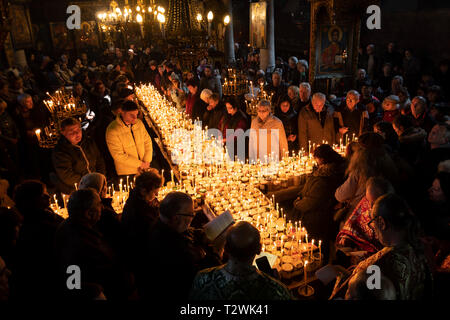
0 41 449 301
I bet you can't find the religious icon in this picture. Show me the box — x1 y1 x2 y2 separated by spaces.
319 25 348 74
250 1 267 49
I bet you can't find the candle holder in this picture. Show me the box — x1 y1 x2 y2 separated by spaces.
298 284 314 297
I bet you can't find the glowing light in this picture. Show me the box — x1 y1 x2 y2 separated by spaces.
157 13 165 23
136 13 143 23
224 15 230 25
207 11 213 22
196 13 202 22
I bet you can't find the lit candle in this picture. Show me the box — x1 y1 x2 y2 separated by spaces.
304 260 308 285
35 129 41 144
171 170 174 183
74 183 78 190
319 240 322 261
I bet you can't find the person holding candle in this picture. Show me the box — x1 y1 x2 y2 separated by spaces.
291 144 346 263
106 100 153 178
12 93 48 179
51 117 105 195
335 90 370 140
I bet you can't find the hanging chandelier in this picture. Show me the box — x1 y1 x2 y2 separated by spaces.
96 0 165 28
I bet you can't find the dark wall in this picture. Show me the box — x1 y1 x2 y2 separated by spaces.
361 3 450 69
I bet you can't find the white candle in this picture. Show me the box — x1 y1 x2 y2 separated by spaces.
35 129 41 144
304 260 308 284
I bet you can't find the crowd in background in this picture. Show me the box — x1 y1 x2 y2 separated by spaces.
0 40 449 301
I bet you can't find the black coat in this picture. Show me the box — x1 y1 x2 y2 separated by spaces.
121 189 159 267
275 107 298 152
291 162 346 250
202 104 225 130
138 219 221 300
11 208 63 299
192 99 208 122
54 219 134 300
52 135 106 195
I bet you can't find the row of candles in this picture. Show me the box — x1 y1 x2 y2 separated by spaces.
135 84 329 277
51 177 135 219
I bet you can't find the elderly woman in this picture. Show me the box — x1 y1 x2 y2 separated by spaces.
249 100 288 162
192 88 212 122
79 172 122 251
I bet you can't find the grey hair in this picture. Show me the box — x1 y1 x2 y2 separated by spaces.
312 92 326 101
200 89 213 103
297 59 309 70
299 82 311 92
257 99 271 110
347 90 361 98
288 56 298 64
288 85 300 96
392 75 404 85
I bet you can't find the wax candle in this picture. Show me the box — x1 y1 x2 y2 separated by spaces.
319 240 322 261
35 129 41 144
304 260 308 284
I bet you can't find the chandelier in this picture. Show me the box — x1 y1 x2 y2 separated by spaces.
96 0 166 27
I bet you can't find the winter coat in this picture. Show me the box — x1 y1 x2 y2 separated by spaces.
398 126 427 166
202 104 225 130
249 115 289 162
200 75 222 98
275 107 298 152
52 135 106 195
12 208 63 299
54 218 134 300
121 189 160 267
298 104 336 151
106 116 153 176
292 162 346 246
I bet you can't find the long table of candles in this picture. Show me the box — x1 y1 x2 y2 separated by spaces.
135 83 329 285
